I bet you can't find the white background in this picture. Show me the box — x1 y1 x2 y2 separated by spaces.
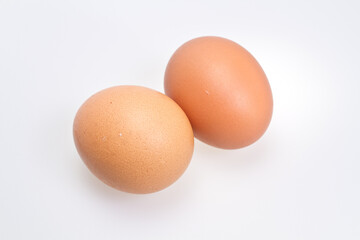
1 0 359 239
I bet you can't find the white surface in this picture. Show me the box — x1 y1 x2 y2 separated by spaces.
1 0 359 239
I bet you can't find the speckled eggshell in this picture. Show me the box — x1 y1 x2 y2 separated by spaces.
73 86 194 194
164 36 273 149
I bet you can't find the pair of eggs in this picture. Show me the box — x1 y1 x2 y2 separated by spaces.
73 36 273 194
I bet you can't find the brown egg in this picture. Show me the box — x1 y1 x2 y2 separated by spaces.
164 36 273 149
73 86 194 194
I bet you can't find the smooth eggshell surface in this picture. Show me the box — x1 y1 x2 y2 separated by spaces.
164 36 273 149
73 86 194 194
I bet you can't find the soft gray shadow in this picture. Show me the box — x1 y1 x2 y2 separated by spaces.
75 151 196 212
193 132 275 171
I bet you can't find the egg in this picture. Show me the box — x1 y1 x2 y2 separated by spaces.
164 36 273 149
73 86 194 194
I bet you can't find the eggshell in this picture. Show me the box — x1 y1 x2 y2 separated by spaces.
73 86 194 194
164 36 273 149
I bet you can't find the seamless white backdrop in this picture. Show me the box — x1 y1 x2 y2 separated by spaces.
0 0 359 239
